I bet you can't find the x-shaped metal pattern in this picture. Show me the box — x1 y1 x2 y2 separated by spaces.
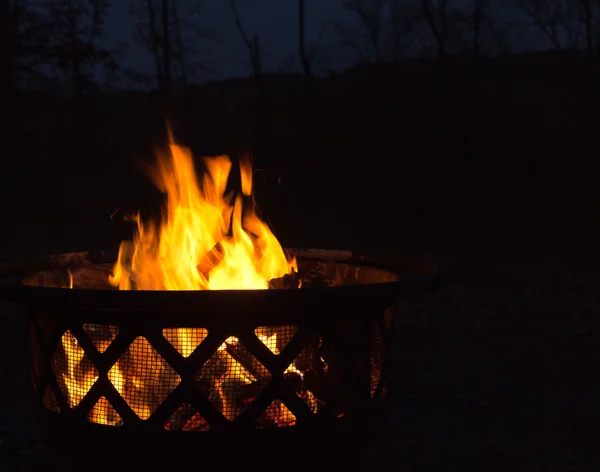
30 304 390 431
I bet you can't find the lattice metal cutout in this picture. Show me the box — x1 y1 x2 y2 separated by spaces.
34 306 393 432
42 386 61 413
163 328 208 358
108 336 181 420
83 323 118 354
165 403 209 431
52 330 99 409
87 396 122 427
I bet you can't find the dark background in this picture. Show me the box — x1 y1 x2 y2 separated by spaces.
2 0 600 470
4 0 600 264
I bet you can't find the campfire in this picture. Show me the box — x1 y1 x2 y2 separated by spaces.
47 135 339 429
109 134 297 292
0 131 438 447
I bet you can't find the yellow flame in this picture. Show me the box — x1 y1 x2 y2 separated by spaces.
60 332 98 408
109 137 295 291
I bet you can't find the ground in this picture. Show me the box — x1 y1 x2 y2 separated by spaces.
0 255 598 471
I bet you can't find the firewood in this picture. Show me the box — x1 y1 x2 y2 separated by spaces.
267 269 300 289
165 404 209 431
255 400 281 428
195 349 229 396
299 270 333 288
24 268 72 288
196 242 225 279
225 340 271 380
183 412 210 431
267 268 334 290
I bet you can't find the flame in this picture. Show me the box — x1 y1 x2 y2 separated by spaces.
60 332 99 408
109 137 295 291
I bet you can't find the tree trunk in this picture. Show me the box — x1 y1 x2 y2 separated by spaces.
146 0 164 91
252 35 268 157
171 0 189 138
581 0 596 119
422 0 450 109
161 0 171 117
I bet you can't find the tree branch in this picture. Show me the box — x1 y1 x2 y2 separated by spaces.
229 0 253 52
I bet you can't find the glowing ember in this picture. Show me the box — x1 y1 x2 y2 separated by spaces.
109 132 296 291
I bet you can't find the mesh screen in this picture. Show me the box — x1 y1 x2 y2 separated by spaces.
196 336 268 421
255 325 297 354
165 403 209 431
41 315 390 429
256 400 297 428
83 323 118 353
379 379 389 400
384 306 395 331
88 396 122 426
370 324 385 398
42 387 61 413
335 319 363 346
163 328 208 357
108 336 180 420
52 330 99 408
29 323 44 393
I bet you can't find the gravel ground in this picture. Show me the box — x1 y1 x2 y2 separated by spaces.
1 257 599 471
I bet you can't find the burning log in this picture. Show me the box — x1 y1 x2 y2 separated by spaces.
224 339 270 380
195 343 272 421
24 268 73 289
195 350 230 397
299 270 333 288
255 400 281 428
165 404 210 431
267 268 333 290
268 269 300 289
299 389 320 414
196 242 225 279
219 375 260 420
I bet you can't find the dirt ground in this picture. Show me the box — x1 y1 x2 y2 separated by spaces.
0 256 599 471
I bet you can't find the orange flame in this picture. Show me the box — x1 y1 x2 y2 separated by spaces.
109 136 295 291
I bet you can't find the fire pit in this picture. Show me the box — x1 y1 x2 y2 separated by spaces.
0 248 437 466
0 136 439 468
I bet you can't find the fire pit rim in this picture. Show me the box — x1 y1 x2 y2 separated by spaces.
0 248 439 311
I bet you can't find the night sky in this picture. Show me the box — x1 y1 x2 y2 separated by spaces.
106 0 362 84
103 0 551 87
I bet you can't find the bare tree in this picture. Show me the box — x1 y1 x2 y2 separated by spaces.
171 1 187 93
515 0 599 114
422 0 449 57
229 0 268 155
385 0 427 61
161 0 171 93
44 0 113 100
515 0 584 50
298 0 324 83
471 0 485 61
130 0 212 97
578 0 598 99
422 0 451 104
340 0 387 62
130 0 215 126
229 0 262 79
131 0 172 98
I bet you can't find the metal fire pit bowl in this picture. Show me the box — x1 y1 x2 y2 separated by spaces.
0 248 439 469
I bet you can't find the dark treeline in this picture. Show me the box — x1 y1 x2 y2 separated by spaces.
4 0 600 264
